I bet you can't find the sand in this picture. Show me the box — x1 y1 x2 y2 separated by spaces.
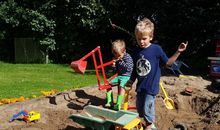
0 75 219 130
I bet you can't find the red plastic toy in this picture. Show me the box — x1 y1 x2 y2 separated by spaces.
71 46 117 90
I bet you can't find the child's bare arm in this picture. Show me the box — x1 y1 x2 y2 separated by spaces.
166 41 188 66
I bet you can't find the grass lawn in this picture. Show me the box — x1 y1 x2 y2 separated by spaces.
0 63 98 99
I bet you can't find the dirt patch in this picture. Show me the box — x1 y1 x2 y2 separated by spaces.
0 76 219 130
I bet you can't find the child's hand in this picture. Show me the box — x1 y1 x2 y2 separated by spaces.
112 59 116 67
125 80 133 87
112 57 122 67
125 80 134 91
178 41 188 53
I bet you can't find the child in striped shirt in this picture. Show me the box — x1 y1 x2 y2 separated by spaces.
105 39 134 111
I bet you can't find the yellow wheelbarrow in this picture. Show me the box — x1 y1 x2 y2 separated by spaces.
159 81 175 109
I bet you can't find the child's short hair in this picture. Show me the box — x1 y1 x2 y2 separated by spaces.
112 39 126 55
135 18 154 39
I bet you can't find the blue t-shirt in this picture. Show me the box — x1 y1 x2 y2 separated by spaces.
130 44 168 95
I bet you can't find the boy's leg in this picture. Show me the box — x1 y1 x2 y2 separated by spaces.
114 86 126 110
114 76 130 110
114 94 124 110
105 76 119 108
105 89 113 108
136 91 145 118
143 94 156 130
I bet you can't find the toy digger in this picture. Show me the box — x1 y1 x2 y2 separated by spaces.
9 110 40 122
71 46 135 111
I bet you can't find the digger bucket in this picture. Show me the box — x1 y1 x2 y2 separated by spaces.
71 60 87 74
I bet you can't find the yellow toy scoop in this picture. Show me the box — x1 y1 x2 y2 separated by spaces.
159 81 175 109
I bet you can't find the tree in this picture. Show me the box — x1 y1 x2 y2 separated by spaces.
52 0 108 63
0 0 56 63
0 0 219 66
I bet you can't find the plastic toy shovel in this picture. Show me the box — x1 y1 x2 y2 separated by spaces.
159 81 175 109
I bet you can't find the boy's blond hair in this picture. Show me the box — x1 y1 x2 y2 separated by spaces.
135 18 154 39
112 40 126 55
